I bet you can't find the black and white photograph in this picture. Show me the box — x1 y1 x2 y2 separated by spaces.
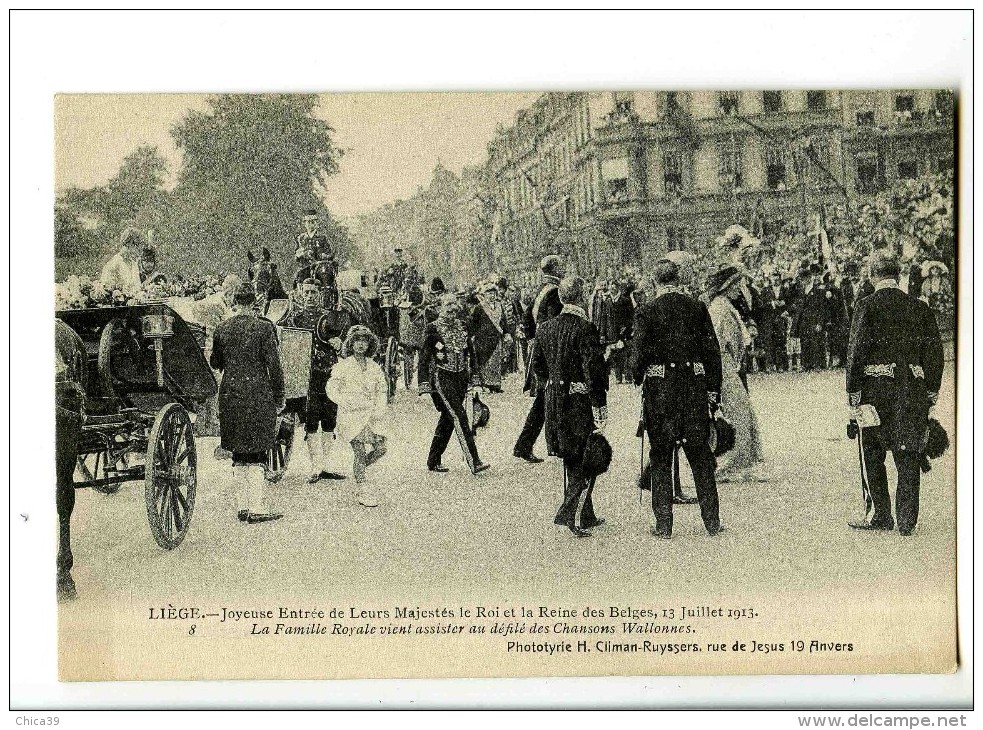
10 8 972 716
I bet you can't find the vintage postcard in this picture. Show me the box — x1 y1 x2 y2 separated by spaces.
53 89 957 682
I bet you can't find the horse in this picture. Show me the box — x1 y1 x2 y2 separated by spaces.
55 319 87 601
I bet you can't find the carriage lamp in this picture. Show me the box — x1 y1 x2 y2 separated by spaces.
142 314 175 387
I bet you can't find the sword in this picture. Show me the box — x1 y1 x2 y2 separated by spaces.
854 421 873 520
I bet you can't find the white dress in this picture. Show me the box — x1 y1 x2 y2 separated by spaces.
709 296 765 478
100 252 143 294
325 356 389 444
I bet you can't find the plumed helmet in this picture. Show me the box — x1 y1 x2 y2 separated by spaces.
471 392 490 435
580 431 613 478
708 415 736 457
923 418 950 461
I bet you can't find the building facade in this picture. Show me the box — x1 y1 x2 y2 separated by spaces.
483 90 955 282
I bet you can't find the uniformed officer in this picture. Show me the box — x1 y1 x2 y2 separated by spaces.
531 276 609 538
846 249 944 536
513 255 566 463
294 209 337 295
418 294 489 475
282 278 349 483
630 259 725 540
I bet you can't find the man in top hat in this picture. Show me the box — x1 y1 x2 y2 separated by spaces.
846 249 944 536
513 254 566 463
789 263 828 371
382 247 409 296
630 259 725 540
281 277 349 483
294 209 337 292
531 276 609 538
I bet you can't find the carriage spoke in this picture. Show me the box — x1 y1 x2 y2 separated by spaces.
174 486 190 513
170 488 184 535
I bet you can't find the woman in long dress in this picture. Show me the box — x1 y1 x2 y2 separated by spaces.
706 266 766 482
326 325 390 507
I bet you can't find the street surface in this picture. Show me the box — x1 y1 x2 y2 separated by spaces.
58 366 958 679
63 367 956 604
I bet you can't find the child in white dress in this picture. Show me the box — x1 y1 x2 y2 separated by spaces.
326 326 389 507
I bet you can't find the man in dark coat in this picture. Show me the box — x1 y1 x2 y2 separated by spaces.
419 294 489 475
846 250 944 536
607 280 635 384
630 259 725 540
513 255 565 463
790 264 828 370
210 284 286 523
532 276 609 538
756 272 788 371
282 279 350 483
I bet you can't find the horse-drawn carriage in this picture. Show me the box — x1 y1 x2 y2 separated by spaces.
56 303 217 550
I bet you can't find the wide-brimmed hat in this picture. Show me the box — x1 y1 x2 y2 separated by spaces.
340 324 380 359
705 265 744 299
716 224 759 253
921 260 949 278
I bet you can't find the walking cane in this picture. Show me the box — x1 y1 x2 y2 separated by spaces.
639 426 646 506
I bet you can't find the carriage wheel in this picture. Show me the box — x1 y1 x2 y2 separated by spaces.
385 337 399 401
145 403 197 550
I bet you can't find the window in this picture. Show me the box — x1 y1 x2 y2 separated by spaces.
718 140 744 189
856 111 875 127
667 226 685 251
606 178 628 202
766 147 787 190
894 93 915 123
806 91 827 111
664 91 682 117
612 92 635 119
763 91 783 114
898 160 918 179
856 156 881 194
934 90 954 120
664 151 683 195
718 91 740 116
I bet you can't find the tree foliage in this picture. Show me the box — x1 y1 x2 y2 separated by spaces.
158 94 352 278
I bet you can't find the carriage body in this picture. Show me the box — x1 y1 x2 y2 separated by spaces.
56 303 217 550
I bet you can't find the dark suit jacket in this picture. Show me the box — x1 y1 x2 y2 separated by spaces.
846 286 944 452
211 313 285 454
532 310 608 462
629 291 722 446
523 279 563 392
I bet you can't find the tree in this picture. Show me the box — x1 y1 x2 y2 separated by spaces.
159 94 351 277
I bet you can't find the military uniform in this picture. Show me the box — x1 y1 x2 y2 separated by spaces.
532 304 609 530
282 298 353 435
294 232 337 294
419 317 484 473
630 290 724 537
513 276 563 458
846 282 944 533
